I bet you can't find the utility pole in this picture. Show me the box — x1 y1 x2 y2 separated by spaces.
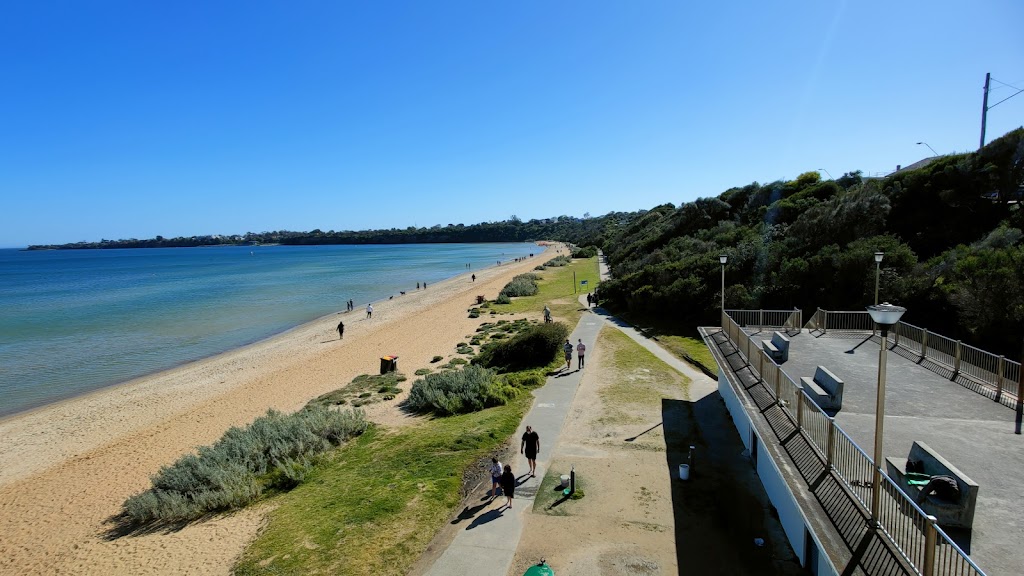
980 72 991 150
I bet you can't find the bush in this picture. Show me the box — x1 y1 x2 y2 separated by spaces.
122 406 367 523
543 255 571 267
534 265 546 271
499 273 540 298
474 322 570 372
495 293 511 305
405 365 517 416
414 368 431 375
431 355 444 363
468 308 481 318
571 245 598 258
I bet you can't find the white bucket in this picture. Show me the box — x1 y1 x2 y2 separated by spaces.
559 474 570 487
678 464 690 480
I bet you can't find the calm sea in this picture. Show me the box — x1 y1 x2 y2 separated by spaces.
0 243 536 417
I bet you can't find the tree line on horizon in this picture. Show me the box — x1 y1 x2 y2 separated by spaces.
27 128 1024 356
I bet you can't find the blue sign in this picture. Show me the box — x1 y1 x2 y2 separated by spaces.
580 280 588 285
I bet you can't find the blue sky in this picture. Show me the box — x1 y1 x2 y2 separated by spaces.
1 1 1022 247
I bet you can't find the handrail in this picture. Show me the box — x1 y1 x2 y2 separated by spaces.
720 311 986 576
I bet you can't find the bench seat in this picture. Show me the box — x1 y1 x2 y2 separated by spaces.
885 441 979 530
761 331 790 363
800 365 843 411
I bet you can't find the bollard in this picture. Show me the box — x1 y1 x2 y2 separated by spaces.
996 356 1005 402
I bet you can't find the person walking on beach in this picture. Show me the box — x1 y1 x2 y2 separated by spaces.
577 338 586 369
500 464 516 509
471 274 475 282
366 303 373 319
563 339 573 370
521 425 539 477
489 457 504 498
337 320 345 340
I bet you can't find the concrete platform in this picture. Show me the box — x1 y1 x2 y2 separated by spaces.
750 328 1023 575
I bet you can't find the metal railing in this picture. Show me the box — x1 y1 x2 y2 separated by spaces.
720 312 986 576
724 308 803 333
811 309 1022 410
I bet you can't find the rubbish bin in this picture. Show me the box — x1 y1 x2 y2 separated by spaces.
380 355 398 374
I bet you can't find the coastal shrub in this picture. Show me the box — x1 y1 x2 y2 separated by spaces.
571 245 598 258
122 406 367 524
499 273 540 298
534 265 546 271
496 294 512 304
474 322 570 372
543 255 571 267
502 371 545 389
468 308 481 318
405 365 516 415
431 355 444 363
414 368 432 375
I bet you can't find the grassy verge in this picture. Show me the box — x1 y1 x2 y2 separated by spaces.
235 396 530 575
488 256 600 325
611 310 719 374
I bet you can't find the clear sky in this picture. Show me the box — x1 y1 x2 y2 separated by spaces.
2 1 1022 247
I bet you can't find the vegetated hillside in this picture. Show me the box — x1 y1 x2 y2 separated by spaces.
590 128 1024 357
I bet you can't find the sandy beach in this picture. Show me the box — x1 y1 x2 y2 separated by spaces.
0 245 554 575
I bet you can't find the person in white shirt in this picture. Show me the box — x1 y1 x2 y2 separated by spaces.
489 457 504 498
366 304 373 319
577 339 586 369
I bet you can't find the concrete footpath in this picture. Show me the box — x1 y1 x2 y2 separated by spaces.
423 253 715 575
423 307 605 576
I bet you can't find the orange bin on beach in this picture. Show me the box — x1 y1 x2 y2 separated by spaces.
380 355 398 374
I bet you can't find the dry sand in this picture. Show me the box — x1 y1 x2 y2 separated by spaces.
0 245 555 576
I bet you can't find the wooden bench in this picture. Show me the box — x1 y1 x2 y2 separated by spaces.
800 366 844 411
761 331 790 363
885 441 979 530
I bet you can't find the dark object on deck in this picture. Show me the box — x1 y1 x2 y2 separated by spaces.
380 355 398 374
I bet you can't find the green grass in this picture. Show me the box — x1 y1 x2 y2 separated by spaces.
235 397 530 576
488 256 600 325
597 328 688 406
611 310 719 374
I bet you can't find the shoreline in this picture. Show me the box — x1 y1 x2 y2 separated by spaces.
0 244 557 575
0 245 536 422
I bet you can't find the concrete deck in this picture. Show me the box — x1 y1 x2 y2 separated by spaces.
752 327 1023 575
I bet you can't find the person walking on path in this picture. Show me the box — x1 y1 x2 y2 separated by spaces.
586 293 592 307
366 303 373 319
499 464 515 509
489 457 504 498
577 338 586 369
521 426 539 477
543 305 551 323
563 339 573 370
337 320 345 340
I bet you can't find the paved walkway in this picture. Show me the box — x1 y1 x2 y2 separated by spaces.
424 253 715 575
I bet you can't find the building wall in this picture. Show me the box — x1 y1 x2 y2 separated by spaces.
718 371 837 576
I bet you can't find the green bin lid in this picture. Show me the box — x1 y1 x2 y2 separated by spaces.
523 563 554 576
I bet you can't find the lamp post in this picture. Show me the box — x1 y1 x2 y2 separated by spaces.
719 255 728 317
874 252 884 305
818 168 834 180
916 141 939 157
867 303 907 525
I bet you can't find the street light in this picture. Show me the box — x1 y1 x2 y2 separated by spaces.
867 302 907 525
874 252 884 305
916 142 939 157
818 168 834 180
719 255 728 316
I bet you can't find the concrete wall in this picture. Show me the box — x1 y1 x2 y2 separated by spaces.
718 371 837 576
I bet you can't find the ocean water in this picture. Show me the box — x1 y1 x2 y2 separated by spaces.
0 243 536 417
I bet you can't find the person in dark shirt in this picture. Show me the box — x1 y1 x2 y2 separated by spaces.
500 464 516 509
521 425 540 477
337 320 345 340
